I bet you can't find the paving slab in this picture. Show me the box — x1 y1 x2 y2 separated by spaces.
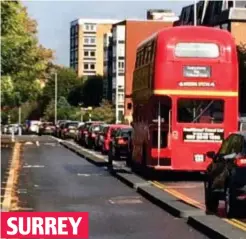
188 215 246 239
137 185 205 218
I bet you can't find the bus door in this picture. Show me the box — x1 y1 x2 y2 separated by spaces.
149 98 172 166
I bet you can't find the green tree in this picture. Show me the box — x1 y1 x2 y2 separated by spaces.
1 76 15 107
1 0 53 107
91 100 115 123
42 67 80 103
82 75 104 107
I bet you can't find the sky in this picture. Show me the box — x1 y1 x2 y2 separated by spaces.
23 0 192 66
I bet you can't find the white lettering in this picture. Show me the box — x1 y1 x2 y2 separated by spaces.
57 217 68 235
45 217 57 235
69 217 82 235
32 217 44 235
19 218 30 235
7 217 18 235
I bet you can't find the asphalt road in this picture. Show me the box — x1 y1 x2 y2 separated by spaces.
1 144 13 203
15 140 209 239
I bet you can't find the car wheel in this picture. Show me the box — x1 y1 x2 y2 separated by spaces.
224 187 238 218
204 180 219 214
108 147 114 169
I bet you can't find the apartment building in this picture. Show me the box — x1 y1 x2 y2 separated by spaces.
116 19 176 123
173 0 246 113
111 24 126 123
70 19 119 77
173 0 246 45
147 9 179 21
103 32 113 101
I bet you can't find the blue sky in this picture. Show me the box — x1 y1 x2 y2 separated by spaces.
23 1 192 66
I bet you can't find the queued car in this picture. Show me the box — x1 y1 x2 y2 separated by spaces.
78 121 102 146
38 122 55 135
108 126 133 164
100 124 128 155
73 122 84 140
204 132 246 217
60 121 79 139
94 124 109 150
85 122 104 149
55 120 69 138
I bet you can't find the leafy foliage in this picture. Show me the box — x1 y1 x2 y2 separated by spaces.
42 67 80 103
90 100 115 123
82 75 104 107
1 0 53 107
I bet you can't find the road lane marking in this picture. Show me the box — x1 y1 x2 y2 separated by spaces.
2 143 21 211
36 141 40 146
151 181 246 231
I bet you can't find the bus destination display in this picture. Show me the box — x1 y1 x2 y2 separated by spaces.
183 128 224 142
183 66 211 78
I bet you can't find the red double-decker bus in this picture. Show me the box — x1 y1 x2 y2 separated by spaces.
130 26 239 172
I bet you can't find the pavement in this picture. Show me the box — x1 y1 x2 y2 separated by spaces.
13 139 209 239
1 144 13 203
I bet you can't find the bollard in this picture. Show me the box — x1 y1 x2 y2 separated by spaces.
11 129 15 142
18 126 22 136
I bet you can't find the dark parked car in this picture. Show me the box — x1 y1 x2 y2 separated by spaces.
204 132 246 217
108 126 132 164
94 124 108 151
39 122 55 135
78 121 99 146
61 121 79 139
85 122 103 149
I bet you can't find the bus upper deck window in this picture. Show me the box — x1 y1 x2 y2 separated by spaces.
175 42 220 58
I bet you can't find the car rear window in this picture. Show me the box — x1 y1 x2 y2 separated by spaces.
67 122 78 127
121 128 132 137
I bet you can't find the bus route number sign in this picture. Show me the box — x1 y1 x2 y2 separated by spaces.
183 128 224 142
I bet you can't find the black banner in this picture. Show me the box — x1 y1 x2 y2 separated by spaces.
183 128 224 142
183 66 211 78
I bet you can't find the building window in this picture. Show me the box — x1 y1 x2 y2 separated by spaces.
84 51 89 56
75 38 78 47
118 40 125 44
90 64 95 70
118 61 124 69
84 64 89 69
84 24 96 31
90 51 95 57
75 51 78 60
75 25 78 33
84 37 96 44
84 38 89 44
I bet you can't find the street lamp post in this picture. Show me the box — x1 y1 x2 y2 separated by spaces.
194 0 197 26
54 72 58 125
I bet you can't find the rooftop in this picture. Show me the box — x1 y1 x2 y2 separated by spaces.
71 18 121 26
